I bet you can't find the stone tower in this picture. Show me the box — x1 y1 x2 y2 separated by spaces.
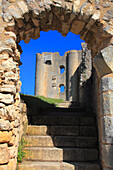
35 44 91 102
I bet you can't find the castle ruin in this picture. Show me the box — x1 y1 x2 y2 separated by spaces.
35 43 91 102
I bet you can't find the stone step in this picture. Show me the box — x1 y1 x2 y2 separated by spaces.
23 136 97 148
23 147 98 162
32 116 95 126
57 101 81 108
26 125 97 136
17 161 101 170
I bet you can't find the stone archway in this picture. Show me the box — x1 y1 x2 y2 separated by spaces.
0 0 113 169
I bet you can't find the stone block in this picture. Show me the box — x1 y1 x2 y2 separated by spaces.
70 20 85 35
103 168 113 170
2 58 16 71
100 75 113 92
101 116 113 143
101 144 113 168
23 147 63 161
86 11 100 30
8 146 18 158
9 135 16 146
0 119 12 130
8 158 17 170
8 0 16 2
0 53 9 60
101 45 113 71
0 165 8 170
5 32 16 41
101 92 113 116
0 84 16 94
8 5 22 19
0 144 10 164
17 1 29 15
0 131 12 143
0 93 14 104
93 52 112 78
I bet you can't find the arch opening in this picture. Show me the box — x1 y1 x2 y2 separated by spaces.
0 1 113 170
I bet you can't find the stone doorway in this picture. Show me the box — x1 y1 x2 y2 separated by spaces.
0 0 113 169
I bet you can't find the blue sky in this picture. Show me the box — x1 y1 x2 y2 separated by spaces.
19 30 84 95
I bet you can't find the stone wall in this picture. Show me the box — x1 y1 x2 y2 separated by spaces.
0 0 113 169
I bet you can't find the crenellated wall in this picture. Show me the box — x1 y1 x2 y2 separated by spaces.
35 50 82 101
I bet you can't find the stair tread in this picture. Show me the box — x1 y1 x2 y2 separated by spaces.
35 112 95 117
24 147 98 150
25 135 97 138
18 161 100 165
18 161 100 169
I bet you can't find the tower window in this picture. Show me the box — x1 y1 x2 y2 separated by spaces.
59 84 65 93
60 65 65 74
45 60 52 65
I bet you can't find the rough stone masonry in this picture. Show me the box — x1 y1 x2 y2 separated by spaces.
0 0 113 169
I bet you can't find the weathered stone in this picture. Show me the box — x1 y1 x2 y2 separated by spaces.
31 17 40 27
0 165 8 170
17 1 29 15
71 20 85 35
102 2 111 8
16 19 25 28
8 0 16 2
101 92 113 117
0 103 5 108
8 146 18 158
14 119 20 127
0 131 12 143
0 47 13 55
5 32 16 41
101 116 113 144
8 6 22 19
9 135 16 146
102 144 113 168
0 93 14 104
4 105 18 121
80 3 94 20
72 0 80 13
103 10 113 22
0 119 12 130
4 71 18 81
100 75 113 92
0 84 16 94
0 144 10 164
61 22 70 36
12 128 18 136
2 13 13 23
0 52 9 60
101 45 113 71
93 52 112 78
86 11 100 30
8 158 17 170
1 58 16 71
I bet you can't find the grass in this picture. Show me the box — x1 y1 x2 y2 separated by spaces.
20 93 63 107
37 95 63 106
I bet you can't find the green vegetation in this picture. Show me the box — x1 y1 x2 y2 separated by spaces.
37 95 63 106
20 93 63 107
17 138 27 164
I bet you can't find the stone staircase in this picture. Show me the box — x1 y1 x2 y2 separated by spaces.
17 106 101 170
